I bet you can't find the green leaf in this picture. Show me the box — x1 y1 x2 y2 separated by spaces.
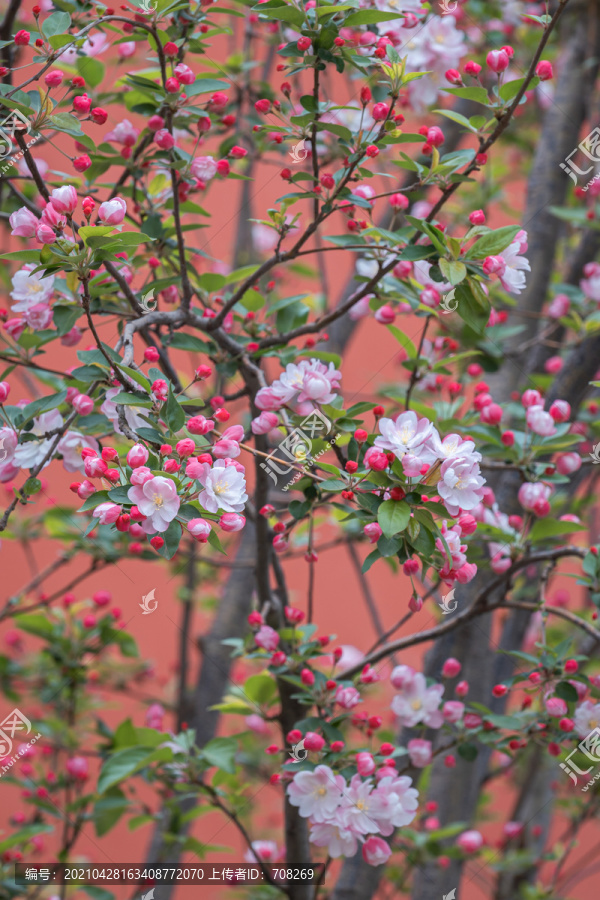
455 280 490 334
166 387 185 433
253 3 305 26
0 250 41 262
19 391 67 425
202 736 237 773
14 613 55 639
243 673 277 706
443 86 490 106
77 56 105 89
155 518 182 560
344 9 402 24
377 500 410 539
529 519 585 542
439 258 467 286
97 747 161 794
41 10 71 38
457 743 478 761
433 109 478 132
468 225 521 259
0 824 53 853
47 113 83 136
555 681 578 703
53 305 81 336
185 78 231 96
93 791 130 837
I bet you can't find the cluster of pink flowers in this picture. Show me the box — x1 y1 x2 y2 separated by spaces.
286 764 418 864
254 358 342 418
371 411 486 517
81 438 248 548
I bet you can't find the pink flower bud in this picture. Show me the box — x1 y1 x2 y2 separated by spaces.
487 49 509 73
126 443 149 468
304 731 325 751
469 209 485 225
536 60 553 81
72 393 93 416
356 751 376 776
362 836 391 867
457 830 483 853
255 625 279 652
219 512 246 532
545 696 567 717
442 657 462 678
408 738 432 767
187 518 212 542
0 382 10 402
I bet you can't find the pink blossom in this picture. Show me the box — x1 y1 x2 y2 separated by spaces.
407 738 432 768
105 119 140 146
255 625 279 652
145 703 165 729
66 756 89 781
23 303 53 331
50 185 78 214
287 765 346 821
187 518 212 542
127 443 149 468
252 411 279 434
457 829 483 853
98 197 127 226
213 438 241 459
375 412 434 460
118 41 136 58
219 512 246 532
364 522 382 543
127 475 181 532
518 482 551 517
92 502 121 524
335 685 361 709
443 701 465 723
547 294 570 318
309 821 358 858
362 836 392 866
545 696 567 717
438 456 486 516
244 841 283 864
556 452 581 475
130 466 154 486
390 664 417 690
526 404 556 436
356 752 376 776
9 207 38 237
191 156 218 181
391 673 444 728
196 459 248 513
